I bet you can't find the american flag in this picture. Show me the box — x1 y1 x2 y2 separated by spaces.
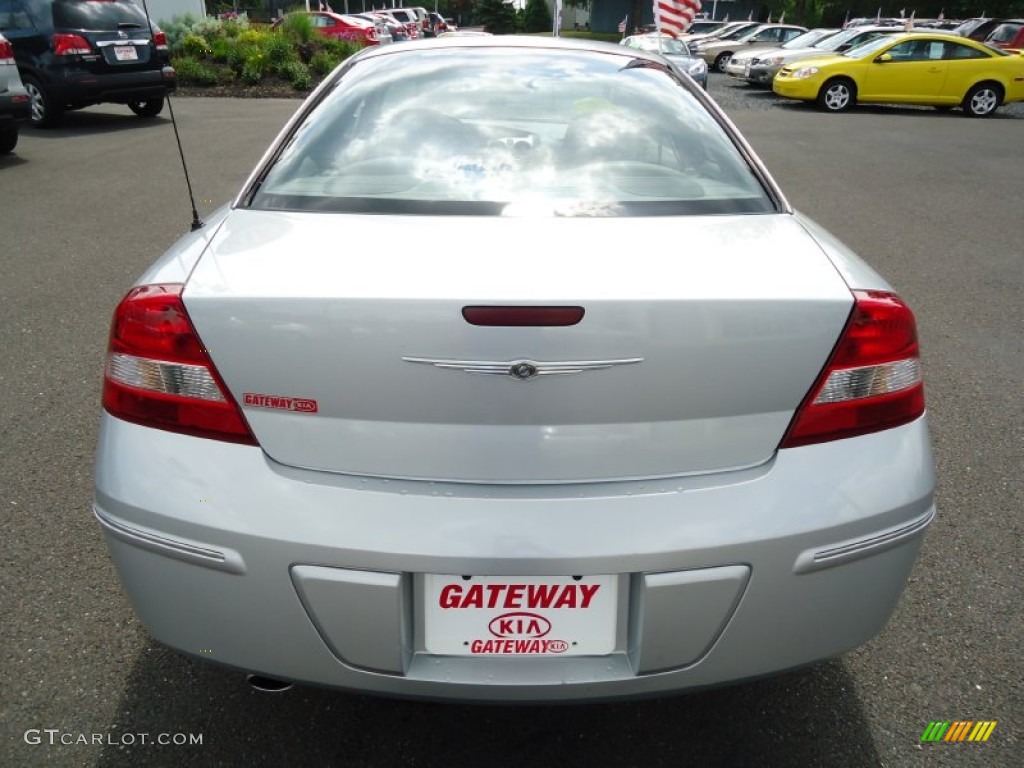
618 15 628 34
654 0 701 38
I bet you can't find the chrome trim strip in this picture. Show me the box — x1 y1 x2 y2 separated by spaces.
794 506 935 574
403 357 643 380
93 505 246 575
96 39 150 47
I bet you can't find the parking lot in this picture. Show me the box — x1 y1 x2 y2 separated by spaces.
2 74 1021 767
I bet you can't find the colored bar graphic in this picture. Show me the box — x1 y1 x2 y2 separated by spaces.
968 721 997 742
920 722 949 742
945 721 972 741
921 721 996 743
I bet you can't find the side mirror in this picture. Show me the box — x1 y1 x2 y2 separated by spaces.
875 53 893 63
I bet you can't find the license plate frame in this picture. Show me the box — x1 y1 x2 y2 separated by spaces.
113 45 138 62
424 574 618 657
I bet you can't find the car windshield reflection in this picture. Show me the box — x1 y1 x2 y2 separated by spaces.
251 48 773 217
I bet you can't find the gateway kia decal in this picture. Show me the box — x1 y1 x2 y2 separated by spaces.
436 581 607 656
439 582 601 610
242 393 318 413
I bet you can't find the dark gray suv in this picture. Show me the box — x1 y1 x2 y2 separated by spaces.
0 0 175 127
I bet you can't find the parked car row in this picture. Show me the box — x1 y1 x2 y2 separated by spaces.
724 26 905 86
271 7 457 46
690 23 810 72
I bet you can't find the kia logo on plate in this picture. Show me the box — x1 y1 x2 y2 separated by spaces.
488 612 551 639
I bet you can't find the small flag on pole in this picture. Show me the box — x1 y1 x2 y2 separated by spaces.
843 10 850 28
618 15 628 33
654 0 702 38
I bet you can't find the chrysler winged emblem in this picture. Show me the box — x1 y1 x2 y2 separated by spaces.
402 357 643 381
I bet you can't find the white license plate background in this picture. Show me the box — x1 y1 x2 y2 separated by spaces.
114 46 138 61
424 575 617 656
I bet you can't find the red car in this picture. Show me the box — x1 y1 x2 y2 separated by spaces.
984 20 1024 52
272 12 381 45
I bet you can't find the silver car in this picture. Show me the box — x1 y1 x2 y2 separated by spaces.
744 26 901 86
620 33 708 88
94 37 935 702
0 32 30 153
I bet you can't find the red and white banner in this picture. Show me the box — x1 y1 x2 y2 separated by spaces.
654 0 702 38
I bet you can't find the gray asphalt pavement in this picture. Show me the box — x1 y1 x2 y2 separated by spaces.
1 78 1020 767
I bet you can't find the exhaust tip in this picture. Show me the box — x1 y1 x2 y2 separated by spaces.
247 674 293 693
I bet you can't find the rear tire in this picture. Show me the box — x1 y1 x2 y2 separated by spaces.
128 97 165 118
714 52 732 73
0 125 17 154
23 75 63 128
817 78 856 113
962 82 1000 117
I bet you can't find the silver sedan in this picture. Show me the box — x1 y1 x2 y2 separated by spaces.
620 34 708 88
93 37 934 702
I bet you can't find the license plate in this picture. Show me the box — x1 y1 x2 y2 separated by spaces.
114 45 138 61
424 574 617 656
745 62 752 75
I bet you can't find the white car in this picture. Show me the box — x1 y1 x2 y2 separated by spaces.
94 37 935 702
723 28 838 79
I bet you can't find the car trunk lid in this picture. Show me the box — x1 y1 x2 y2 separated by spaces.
183 210 853 483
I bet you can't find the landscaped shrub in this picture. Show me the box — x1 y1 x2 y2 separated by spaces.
263 33 297 68
190 15 224 40
321 37 360 60
279 60 313 90
168 12 362 92
180 33 211 58
241 48 270 84
308 50 340 77
163 13 199 52
277 12 314 44
220 14 250 38
208 36 233 61
173 55 219 86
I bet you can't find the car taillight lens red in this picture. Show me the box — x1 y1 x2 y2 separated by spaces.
0 40 14 62
103 284 257 445
780 290 925 448
152 31 168 50
53 33 91 56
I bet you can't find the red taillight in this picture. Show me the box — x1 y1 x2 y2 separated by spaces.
53 33 91 56
0 39 14 62
103 284 257 445
780 290 925 448
152 31 168 50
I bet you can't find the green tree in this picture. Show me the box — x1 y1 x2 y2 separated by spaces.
523 0 553 32
475 0 516 34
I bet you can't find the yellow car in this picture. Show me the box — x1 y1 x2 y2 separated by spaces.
773 32 1024 116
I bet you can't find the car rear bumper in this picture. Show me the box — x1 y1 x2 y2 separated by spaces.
93 413 935 702
48 65 176 105
0 88 31 123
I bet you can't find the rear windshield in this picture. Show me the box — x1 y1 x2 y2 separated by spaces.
250 47 775 217
54 0 147 30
